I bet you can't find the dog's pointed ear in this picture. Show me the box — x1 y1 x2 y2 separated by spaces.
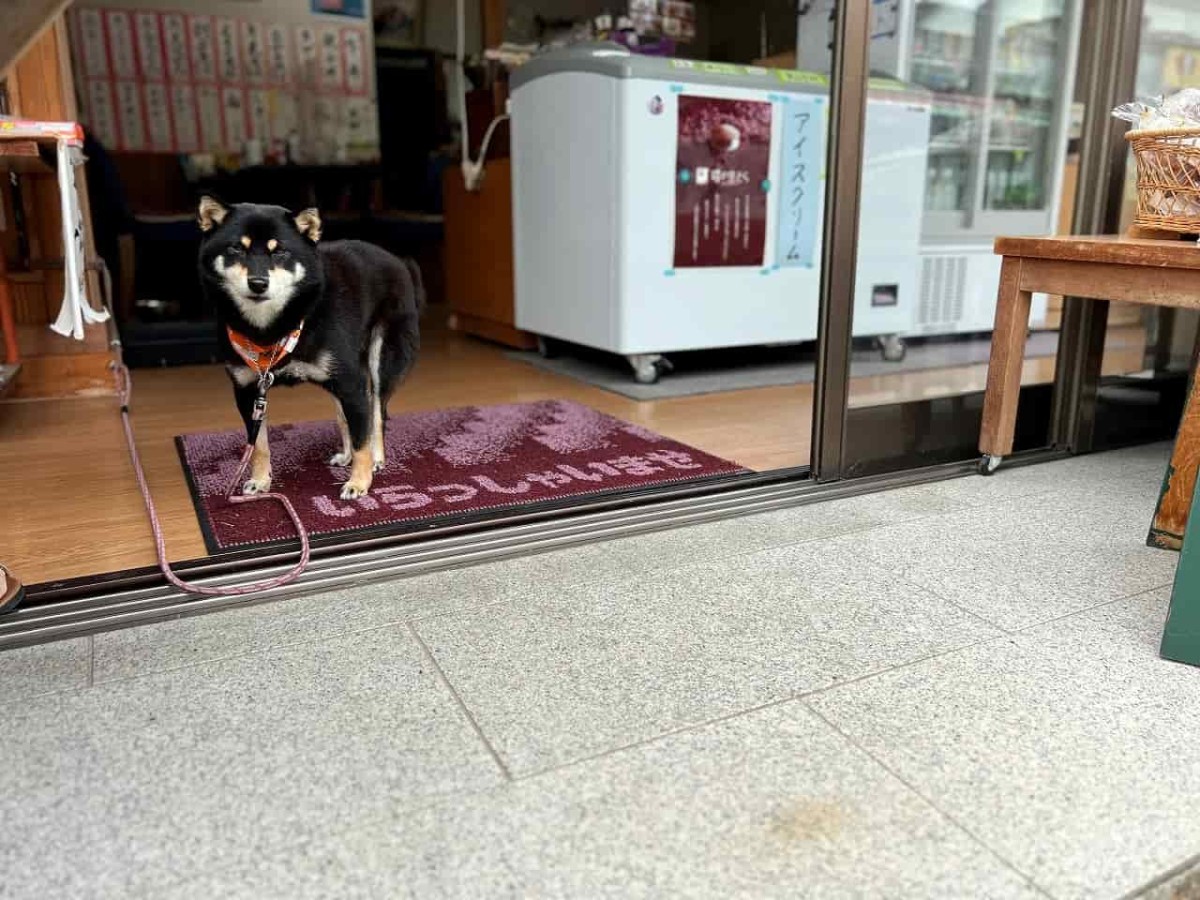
198 195 228 232
294 208 322 242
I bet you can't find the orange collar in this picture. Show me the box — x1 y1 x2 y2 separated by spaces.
227 324 304 380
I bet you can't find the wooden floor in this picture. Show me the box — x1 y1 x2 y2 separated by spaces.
0 320 1147 587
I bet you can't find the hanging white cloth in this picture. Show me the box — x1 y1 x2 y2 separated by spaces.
50 139 109 340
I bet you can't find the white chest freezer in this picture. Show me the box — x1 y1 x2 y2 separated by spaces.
510 44 932 383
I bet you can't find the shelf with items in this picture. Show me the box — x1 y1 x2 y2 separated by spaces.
925 158 972 212
0 19 117 398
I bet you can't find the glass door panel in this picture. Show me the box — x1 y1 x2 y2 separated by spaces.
982 0 1068 217
912 0 988 229
838 0 1081 477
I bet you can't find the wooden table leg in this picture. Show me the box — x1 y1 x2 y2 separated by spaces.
1149 341 1200 550
0 251 18 365
979 256 1032 472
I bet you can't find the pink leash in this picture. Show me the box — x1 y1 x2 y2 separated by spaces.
113 362 312 595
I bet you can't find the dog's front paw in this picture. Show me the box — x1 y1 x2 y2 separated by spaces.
243 474 272 495
340 476 372 500
328 451 352 467
372 458 385 473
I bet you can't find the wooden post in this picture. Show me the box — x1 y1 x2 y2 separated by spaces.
1149 348 1200 550
1160 466 1200 667
481 0 508 124
0 251 18 364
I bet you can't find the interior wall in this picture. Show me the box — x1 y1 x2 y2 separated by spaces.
0 0 69 76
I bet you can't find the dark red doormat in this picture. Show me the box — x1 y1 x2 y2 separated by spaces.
177 400 749 552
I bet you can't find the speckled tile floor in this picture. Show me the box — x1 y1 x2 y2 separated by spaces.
2 442 1195 899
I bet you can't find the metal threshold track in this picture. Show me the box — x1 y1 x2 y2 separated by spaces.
0 452 1059 649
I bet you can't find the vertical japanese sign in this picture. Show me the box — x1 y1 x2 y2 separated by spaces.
673 96 772 269
775 95 823 269
171 84 199 151
134 12 164 80
216 18 240 82
105 12 137 79
163 14 190 81
196 85 224 149
295 25 319 85
114 80 145 149
267 24 291 85
143 83 173 150
342 29 367 94
318 27 344 89
241 20 266 84
76 9 108 77
189 17 217 81
86 81 118 148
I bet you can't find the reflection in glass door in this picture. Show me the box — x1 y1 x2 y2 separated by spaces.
836 0 1083 476
1091 0 1200 452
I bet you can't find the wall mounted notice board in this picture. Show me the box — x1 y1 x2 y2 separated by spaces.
66 0 379 161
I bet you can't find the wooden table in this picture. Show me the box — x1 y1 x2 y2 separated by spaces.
981 233 1200 551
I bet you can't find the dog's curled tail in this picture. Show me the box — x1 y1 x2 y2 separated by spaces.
403 258 427 314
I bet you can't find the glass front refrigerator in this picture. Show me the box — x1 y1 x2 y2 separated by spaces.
902 0 1082 338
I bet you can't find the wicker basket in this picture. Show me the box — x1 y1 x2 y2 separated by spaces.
1127 127 1200 233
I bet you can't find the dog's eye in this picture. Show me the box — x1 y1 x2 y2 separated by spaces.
271 249 290 263
226 244 244 256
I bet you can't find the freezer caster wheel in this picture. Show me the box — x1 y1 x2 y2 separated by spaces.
536 336 559 359
978 454 1002 476
629 354 673 385
878 334 907 362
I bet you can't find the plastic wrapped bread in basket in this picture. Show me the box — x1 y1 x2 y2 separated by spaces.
1115 90 1200 234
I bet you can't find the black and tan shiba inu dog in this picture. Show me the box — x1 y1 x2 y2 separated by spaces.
197 196 422 499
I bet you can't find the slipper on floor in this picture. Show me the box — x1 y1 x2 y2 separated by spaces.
0 564 24 616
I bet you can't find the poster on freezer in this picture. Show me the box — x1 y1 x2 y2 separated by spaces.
672 95 772 269
775 95 824 269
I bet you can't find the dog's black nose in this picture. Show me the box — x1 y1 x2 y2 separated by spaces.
247 276 270 295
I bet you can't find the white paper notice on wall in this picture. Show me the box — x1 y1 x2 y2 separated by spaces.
242 20 266 84
172 84 199 152
318 28 343 90
217 18 240 82
106 12 138 80
248 89 270 141
135 12 164 80
190 16 217 81
115 80 145 150
87 81 119 148
343 29 367 94
144 83 173 150
310 95 338 151
295 25 318 85
163 14 190 81
267 24 291 85
271 92 299 143
222 87 247 150
197 84 223 150
77 9 108 78
344 96 378 153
